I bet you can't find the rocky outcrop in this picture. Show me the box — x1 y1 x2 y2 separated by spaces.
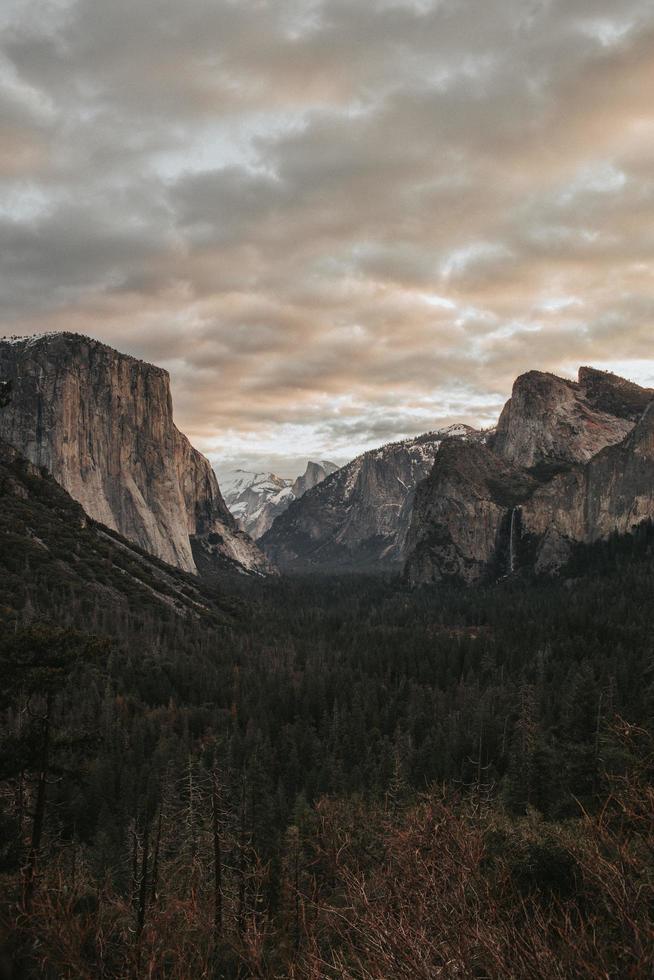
260 426 482 571
519 400 654 573
291 460 338 499
405 367 654 585
223 471 294 539
0 333 270 576
491 369 640 470
222 460 338 539
405 439 538 585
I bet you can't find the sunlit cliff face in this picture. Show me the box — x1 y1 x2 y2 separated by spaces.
2 0 654 474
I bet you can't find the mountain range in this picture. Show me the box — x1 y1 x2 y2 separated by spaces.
261 366 654 581
2 332 654 588
221 460 338 539
260 424 483 570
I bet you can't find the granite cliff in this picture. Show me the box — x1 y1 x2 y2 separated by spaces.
404 438 538 585
0 333 270 576
291 460 338 499
491 368 642 470
0 436 232 624
405 368 654 585
518 399 654 573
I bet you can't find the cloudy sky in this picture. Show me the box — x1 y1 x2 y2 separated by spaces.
2 0 654 477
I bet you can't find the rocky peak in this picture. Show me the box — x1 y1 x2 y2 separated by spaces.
0 332 270 577
291 460 338 498
222 471 293 539
222 460 338 540
493 369 636 470
405 365 654 586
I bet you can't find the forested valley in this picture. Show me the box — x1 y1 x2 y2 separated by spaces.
1 505 654 976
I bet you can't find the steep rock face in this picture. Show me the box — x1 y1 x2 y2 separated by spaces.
291 460 338 498
222 460 338 539
0 333 269 576
520 401 654 572
0 437 235 627
492 369 640 470
405 367 654 585
405 440 538 585
260 426 481 571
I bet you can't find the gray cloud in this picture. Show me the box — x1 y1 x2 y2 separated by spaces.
2 0 654 475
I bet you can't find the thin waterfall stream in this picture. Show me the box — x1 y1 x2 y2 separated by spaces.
509 507 518 574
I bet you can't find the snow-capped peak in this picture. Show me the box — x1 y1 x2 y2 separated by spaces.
219 461 337 539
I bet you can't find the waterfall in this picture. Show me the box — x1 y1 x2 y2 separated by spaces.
509 507 518 574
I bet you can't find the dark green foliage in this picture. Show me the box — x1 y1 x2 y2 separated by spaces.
2 526 653 867
1 465 654 974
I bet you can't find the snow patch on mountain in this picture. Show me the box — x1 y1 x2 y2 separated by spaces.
221 461 338 539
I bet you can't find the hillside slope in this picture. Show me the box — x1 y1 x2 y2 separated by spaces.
0 438 235 633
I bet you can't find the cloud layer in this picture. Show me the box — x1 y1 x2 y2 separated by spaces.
2 0 654 475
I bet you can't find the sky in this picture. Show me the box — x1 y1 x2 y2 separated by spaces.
2 0 654 479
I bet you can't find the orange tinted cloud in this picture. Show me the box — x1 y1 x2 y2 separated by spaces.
2 0 654 474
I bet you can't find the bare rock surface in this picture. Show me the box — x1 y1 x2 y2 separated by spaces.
405 367 654 585
520 400 654 573
492 369 641 470
0 436 233 623
291 460 338 499
405 439 538 585
0 333 270 576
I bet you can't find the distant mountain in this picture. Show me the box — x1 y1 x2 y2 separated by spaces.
291 460 339 498
405 367 654 585
0 333 271 577
260 426 483 570
222 460 338 539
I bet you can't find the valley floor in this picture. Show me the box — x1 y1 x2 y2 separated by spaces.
1 527 654 977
